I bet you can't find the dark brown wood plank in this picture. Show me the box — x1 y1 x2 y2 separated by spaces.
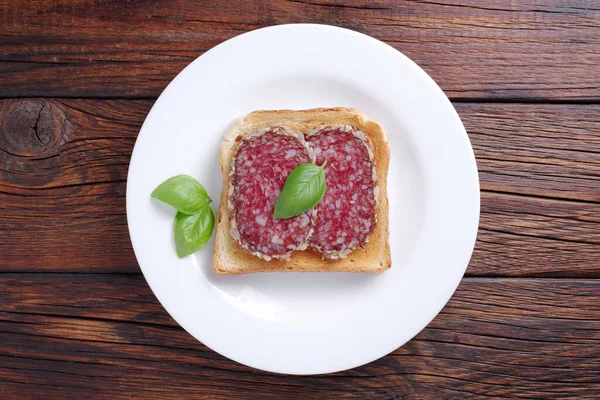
459 103 600 203
1 0 600 99
0 99 149 272
0 274 598 398
472 192 600 277
461 101 600 276
1 99 599 275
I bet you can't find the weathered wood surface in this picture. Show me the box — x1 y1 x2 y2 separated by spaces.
1 0 600 100
1 99 598 276
1 1 599 397
0 274 598 399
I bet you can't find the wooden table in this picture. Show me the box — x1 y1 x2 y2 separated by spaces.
1 1 599 398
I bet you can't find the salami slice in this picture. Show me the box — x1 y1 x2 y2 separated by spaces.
307 126 377 258
229 128 314 260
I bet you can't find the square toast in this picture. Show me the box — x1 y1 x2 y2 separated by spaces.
213 108 390 274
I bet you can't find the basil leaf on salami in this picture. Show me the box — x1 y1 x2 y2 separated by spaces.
273 161 327 219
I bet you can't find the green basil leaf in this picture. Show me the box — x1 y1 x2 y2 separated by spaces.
152 174 210 214
273 161 327 219
174 205 215 258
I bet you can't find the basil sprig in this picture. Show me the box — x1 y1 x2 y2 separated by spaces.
152 175 215 258
274 161 327 219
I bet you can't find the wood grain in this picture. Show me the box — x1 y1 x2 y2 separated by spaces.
458 103 600 203
1 1 598 397
0 99 148 272
472 192 600 277
1 99 599 276
1 0 600 99
0 274 598 398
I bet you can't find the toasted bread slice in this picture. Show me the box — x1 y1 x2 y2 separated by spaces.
213 108 391 274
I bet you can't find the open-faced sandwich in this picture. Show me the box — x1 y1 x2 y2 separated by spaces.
214 108 390 274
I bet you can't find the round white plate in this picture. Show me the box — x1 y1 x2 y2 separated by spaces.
127 24 479 375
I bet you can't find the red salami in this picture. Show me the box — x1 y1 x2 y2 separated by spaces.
229 128 313 260
307 127 377 258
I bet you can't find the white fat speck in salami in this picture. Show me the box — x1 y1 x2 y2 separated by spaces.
307 128 377 258
230 130 312 259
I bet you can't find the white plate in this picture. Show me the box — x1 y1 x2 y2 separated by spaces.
127 24 479 375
